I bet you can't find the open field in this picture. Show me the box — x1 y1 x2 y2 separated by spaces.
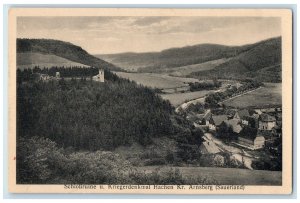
222 83 282 108
113 72 199 89
161 80 241 107
17 53 89 69
168 58 230 77
160 90 213 107
139 166 282 185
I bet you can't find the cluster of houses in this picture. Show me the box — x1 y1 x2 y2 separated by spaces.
188 107 282 151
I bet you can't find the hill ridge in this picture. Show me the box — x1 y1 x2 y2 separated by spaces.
96 36 281 74
17 38 121 71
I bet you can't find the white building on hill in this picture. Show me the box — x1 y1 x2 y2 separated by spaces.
92 69 105 82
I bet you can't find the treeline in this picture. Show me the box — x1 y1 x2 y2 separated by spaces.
205 80 263 107
189 79 221 92
17 66 119 83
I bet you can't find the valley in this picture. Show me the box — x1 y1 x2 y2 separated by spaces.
16 37 283 186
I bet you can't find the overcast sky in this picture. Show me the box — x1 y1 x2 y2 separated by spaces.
17 16 281 54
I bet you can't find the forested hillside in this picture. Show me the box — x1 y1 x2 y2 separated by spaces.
17 78 192 150
17 39 121 71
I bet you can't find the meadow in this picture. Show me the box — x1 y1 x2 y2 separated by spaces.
168 58 229 77
113 72 199 89
17 53 88 69
160 90 213 107
139 166 282 185
222 83 282 108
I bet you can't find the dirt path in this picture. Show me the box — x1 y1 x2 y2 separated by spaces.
203 133 255 170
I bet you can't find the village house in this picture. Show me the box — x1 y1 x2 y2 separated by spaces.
92 69 105 82
233 109 250 124
211 115 228 131
223 119 242 134
237 127 265 150
259 113 276 131
194 110 212 125
225 109 237 119
240 115 258 128
237 134 265 150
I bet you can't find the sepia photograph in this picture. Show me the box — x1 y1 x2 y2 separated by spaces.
8 8 293 194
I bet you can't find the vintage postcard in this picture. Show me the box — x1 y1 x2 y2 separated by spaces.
8 8 293 194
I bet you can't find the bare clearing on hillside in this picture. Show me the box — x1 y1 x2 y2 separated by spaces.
17 52 89 69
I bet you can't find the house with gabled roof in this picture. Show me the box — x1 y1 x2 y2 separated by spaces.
259 113 276 131
225 109 237 119
234 109 250 120
223 119 242 134
211 115 228 131
237 127 265 150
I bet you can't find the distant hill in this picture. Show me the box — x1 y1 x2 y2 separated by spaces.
17 39 121 71
96 43 254 72
17 52 89 70
190 37 282 82
97 52 157 71
98 37 282 82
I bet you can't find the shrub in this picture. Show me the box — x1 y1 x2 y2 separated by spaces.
139 149 161 159
213 154 225 167
165 150 175 164
17 137 131 184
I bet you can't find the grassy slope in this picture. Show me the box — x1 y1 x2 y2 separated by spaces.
17 52 89 69
17 38 121 71
139 166 282 185
167 58 231 77
113 72 199 89
160 90 213 107
222 83 282 108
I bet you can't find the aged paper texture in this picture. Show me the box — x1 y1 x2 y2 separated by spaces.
8 8 292 194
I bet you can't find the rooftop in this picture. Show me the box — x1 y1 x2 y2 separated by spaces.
260 113 276 122
212 115 228 126
224 119 242 133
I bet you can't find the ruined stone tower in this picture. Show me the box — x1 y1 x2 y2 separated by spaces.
97 69 104 82
92 68 105 82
